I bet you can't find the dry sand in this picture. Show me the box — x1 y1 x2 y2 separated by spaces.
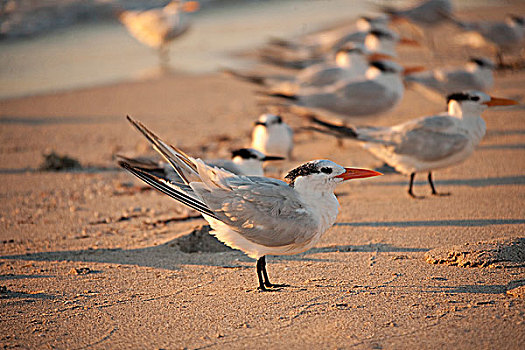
1 3 525 349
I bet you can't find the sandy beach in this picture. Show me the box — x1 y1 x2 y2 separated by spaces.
1 1 524 349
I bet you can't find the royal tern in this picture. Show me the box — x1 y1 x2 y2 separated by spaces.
260 27 417 69
118 147 284 180
251 114 294 159
406 57 495 100
307 91 518 198
268 15 391 55
119 116 382 290
268 60 424 117
382 0 453 28
454 15 525 67
119 0 199 66
295 44 391 88
382 0 454 51
226 44 390 91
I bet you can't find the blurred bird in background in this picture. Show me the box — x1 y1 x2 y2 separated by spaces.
453 15 525 68
266 60 424 118
118 0 200 68
251 114 294 160
405 57 495 101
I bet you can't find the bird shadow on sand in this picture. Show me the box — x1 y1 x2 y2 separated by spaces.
0 167 121 175
477 143 525 150
336 218 525 228
371 175 525 188
0 115 121 126
0 238 426 272
484 129 525 137
422 279 525 295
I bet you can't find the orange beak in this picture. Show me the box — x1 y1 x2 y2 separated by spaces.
367 52 394 61
484 97 519 107
183 1 200 13
399 37 420 46
335 168 383 181
403 65 426 75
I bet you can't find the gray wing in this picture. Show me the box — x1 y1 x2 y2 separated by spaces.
310 80 396 116
408 69 480 95
192 176 318 247
331 31 367 50
390 116 469 161
480 23 521 48
298 65 346 87
438 70 481 93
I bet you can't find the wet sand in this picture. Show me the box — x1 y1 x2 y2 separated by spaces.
1 2 524 349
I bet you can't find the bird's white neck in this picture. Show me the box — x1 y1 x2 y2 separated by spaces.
336 53 369 75
293 178 340 232
365 36 396 57
356 19 372 32
448 101 487 144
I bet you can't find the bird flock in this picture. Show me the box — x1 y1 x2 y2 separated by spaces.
117 0 521 291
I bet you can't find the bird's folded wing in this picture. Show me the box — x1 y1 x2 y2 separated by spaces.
389 116 469 161
192 176 318 247
118 160 219 220
440 70 479 90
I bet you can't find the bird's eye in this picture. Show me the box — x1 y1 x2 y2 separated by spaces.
321 167 332 174
471 96 480 101
275 116 282 124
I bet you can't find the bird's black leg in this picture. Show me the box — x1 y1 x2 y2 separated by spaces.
256 257 269 291
256 256 288 291
408 173 418 198
428 172 450 196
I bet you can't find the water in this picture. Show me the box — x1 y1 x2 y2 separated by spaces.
0 0 372 99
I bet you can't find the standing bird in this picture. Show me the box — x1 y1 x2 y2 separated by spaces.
268 60 425 118
453 16 525 67
294 44 392 88
405 57 495 101
118 147 284 180
119 1 200 67
251 114 294 159
119 117 382 291
225 43 391 91
307 91 517 198
259 27 418 69
382 0 453 28
382 0 454 50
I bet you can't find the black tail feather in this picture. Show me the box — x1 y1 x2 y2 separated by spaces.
222 68 267 86
268 92 299 101
308 116 358 138
118 160 220 220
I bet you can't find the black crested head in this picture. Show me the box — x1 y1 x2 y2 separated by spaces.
231 148 258 159
509 15 524 25
369 29 393 40
370 60 396 73
338 44 363 55
285 161 320 186
469 57 494 69
446 92 482 104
